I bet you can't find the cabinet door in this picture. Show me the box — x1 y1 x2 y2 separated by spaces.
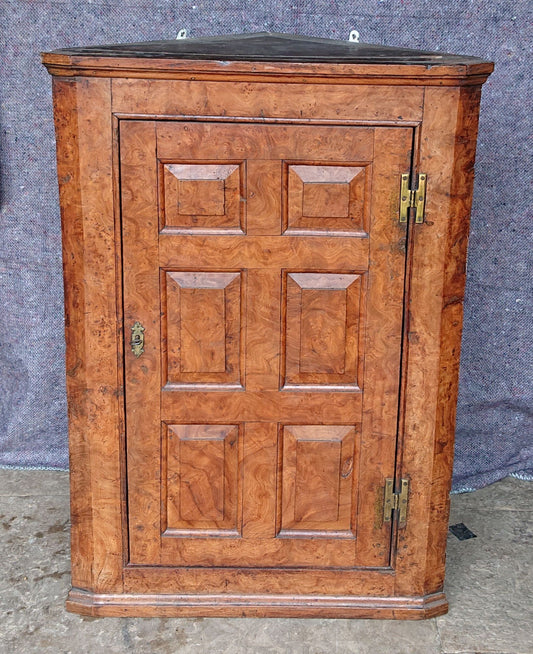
121 120 412 568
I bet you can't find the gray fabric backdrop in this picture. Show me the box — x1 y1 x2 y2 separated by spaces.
0 1 531 491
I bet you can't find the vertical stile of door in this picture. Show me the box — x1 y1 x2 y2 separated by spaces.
120 120 162 564
354 127 413 567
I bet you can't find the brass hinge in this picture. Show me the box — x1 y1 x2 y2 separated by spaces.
399 173 427 224
383 478 410 527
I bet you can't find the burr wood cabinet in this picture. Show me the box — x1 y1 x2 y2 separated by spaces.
42 33 493 618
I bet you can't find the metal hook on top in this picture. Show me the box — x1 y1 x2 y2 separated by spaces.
176 28 187 40
348 30 360 43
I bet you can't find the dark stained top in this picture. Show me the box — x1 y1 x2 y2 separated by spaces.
46 32 489 66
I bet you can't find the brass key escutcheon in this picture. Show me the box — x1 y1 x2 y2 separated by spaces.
130 321 145 358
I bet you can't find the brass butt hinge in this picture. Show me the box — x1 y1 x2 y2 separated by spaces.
383 478 410 527
399 173 427 224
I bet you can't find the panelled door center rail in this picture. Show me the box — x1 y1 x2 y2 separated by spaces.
42 32 493 619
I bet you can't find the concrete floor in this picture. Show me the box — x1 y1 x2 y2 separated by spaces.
0 471 531 654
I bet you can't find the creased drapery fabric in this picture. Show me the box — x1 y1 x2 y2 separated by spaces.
0 1 531 491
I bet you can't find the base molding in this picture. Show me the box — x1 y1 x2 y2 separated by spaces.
66 588 448 619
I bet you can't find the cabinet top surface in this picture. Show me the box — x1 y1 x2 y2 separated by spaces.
43 31 490 66
41 32 493 84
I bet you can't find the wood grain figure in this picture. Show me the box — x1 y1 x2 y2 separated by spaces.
42 32 493 618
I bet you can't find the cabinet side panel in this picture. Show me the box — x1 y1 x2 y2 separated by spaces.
394 87 461 596
53 77 93 590
425 86 483 592
396 86 482 597
53 77 124 592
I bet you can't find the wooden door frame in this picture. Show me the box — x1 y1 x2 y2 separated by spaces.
52 74 483 616
121 119 412 570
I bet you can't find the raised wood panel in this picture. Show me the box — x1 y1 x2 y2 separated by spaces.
279 425 357 536
163 271 243 388
161 162 244 233
299 287 346 374
285 164 368 235
163 424 241 536
282 272 364 390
